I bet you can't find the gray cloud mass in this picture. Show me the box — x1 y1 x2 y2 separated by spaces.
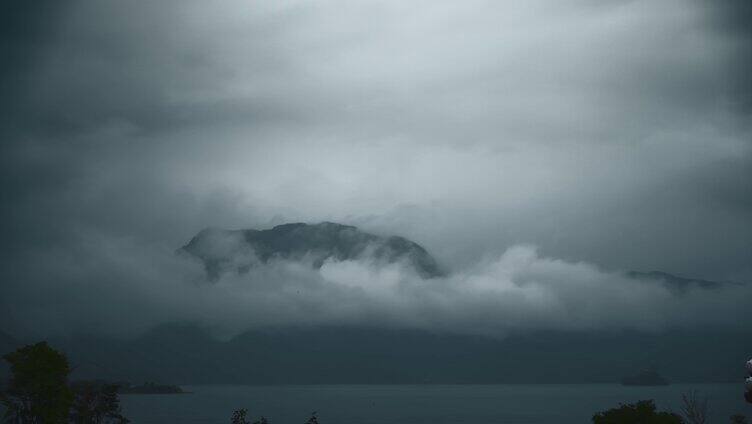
0 0 750 338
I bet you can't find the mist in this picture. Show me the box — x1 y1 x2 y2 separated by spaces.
3 229 749 339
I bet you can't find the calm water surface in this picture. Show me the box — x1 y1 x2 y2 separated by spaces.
120 384 749 424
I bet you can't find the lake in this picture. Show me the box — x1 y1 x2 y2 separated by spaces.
120 383 750 424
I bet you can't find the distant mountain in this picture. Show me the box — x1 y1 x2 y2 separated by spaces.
627 270 725 293
180 222 443 280
5 238 747 386
621 370 669 386
46 267 745 385
117 382 185 394
44 324 751 385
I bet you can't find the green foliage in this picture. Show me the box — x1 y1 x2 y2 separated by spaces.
230 409 316 424
1 342 128 424
231 409 267 424
592 400 684 424
70 381 129 424
730 414 748 424
304 411 318 424
231 409 250 424
1 342 74 424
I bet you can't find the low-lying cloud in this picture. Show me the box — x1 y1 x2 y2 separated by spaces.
3 232 749 340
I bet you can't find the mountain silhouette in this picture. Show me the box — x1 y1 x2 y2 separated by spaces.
27 324 751 385
627 270 726 294
180 222 443 280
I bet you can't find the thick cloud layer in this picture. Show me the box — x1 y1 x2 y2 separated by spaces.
2 232 750 339
0 0 750 337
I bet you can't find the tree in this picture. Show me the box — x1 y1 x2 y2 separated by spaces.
0 342 74 424
231 409 267 424
592 400 684 424
231 409 250 424
680 391 708 424
70 381 129 424
304 411 318 424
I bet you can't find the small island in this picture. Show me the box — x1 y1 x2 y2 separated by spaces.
620 370 669 386
118 381 187 394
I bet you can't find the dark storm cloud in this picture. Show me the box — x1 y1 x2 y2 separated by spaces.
0 0 750 337
696 0 752 114
0 1 64 104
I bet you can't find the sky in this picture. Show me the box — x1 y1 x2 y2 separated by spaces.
1 0 750 338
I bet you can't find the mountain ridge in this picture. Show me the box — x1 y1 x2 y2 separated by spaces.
19 323 749 385
180 221 444 280
626 270 731 294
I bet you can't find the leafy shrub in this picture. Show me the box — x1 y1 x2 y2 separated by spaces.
592 400 683 424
